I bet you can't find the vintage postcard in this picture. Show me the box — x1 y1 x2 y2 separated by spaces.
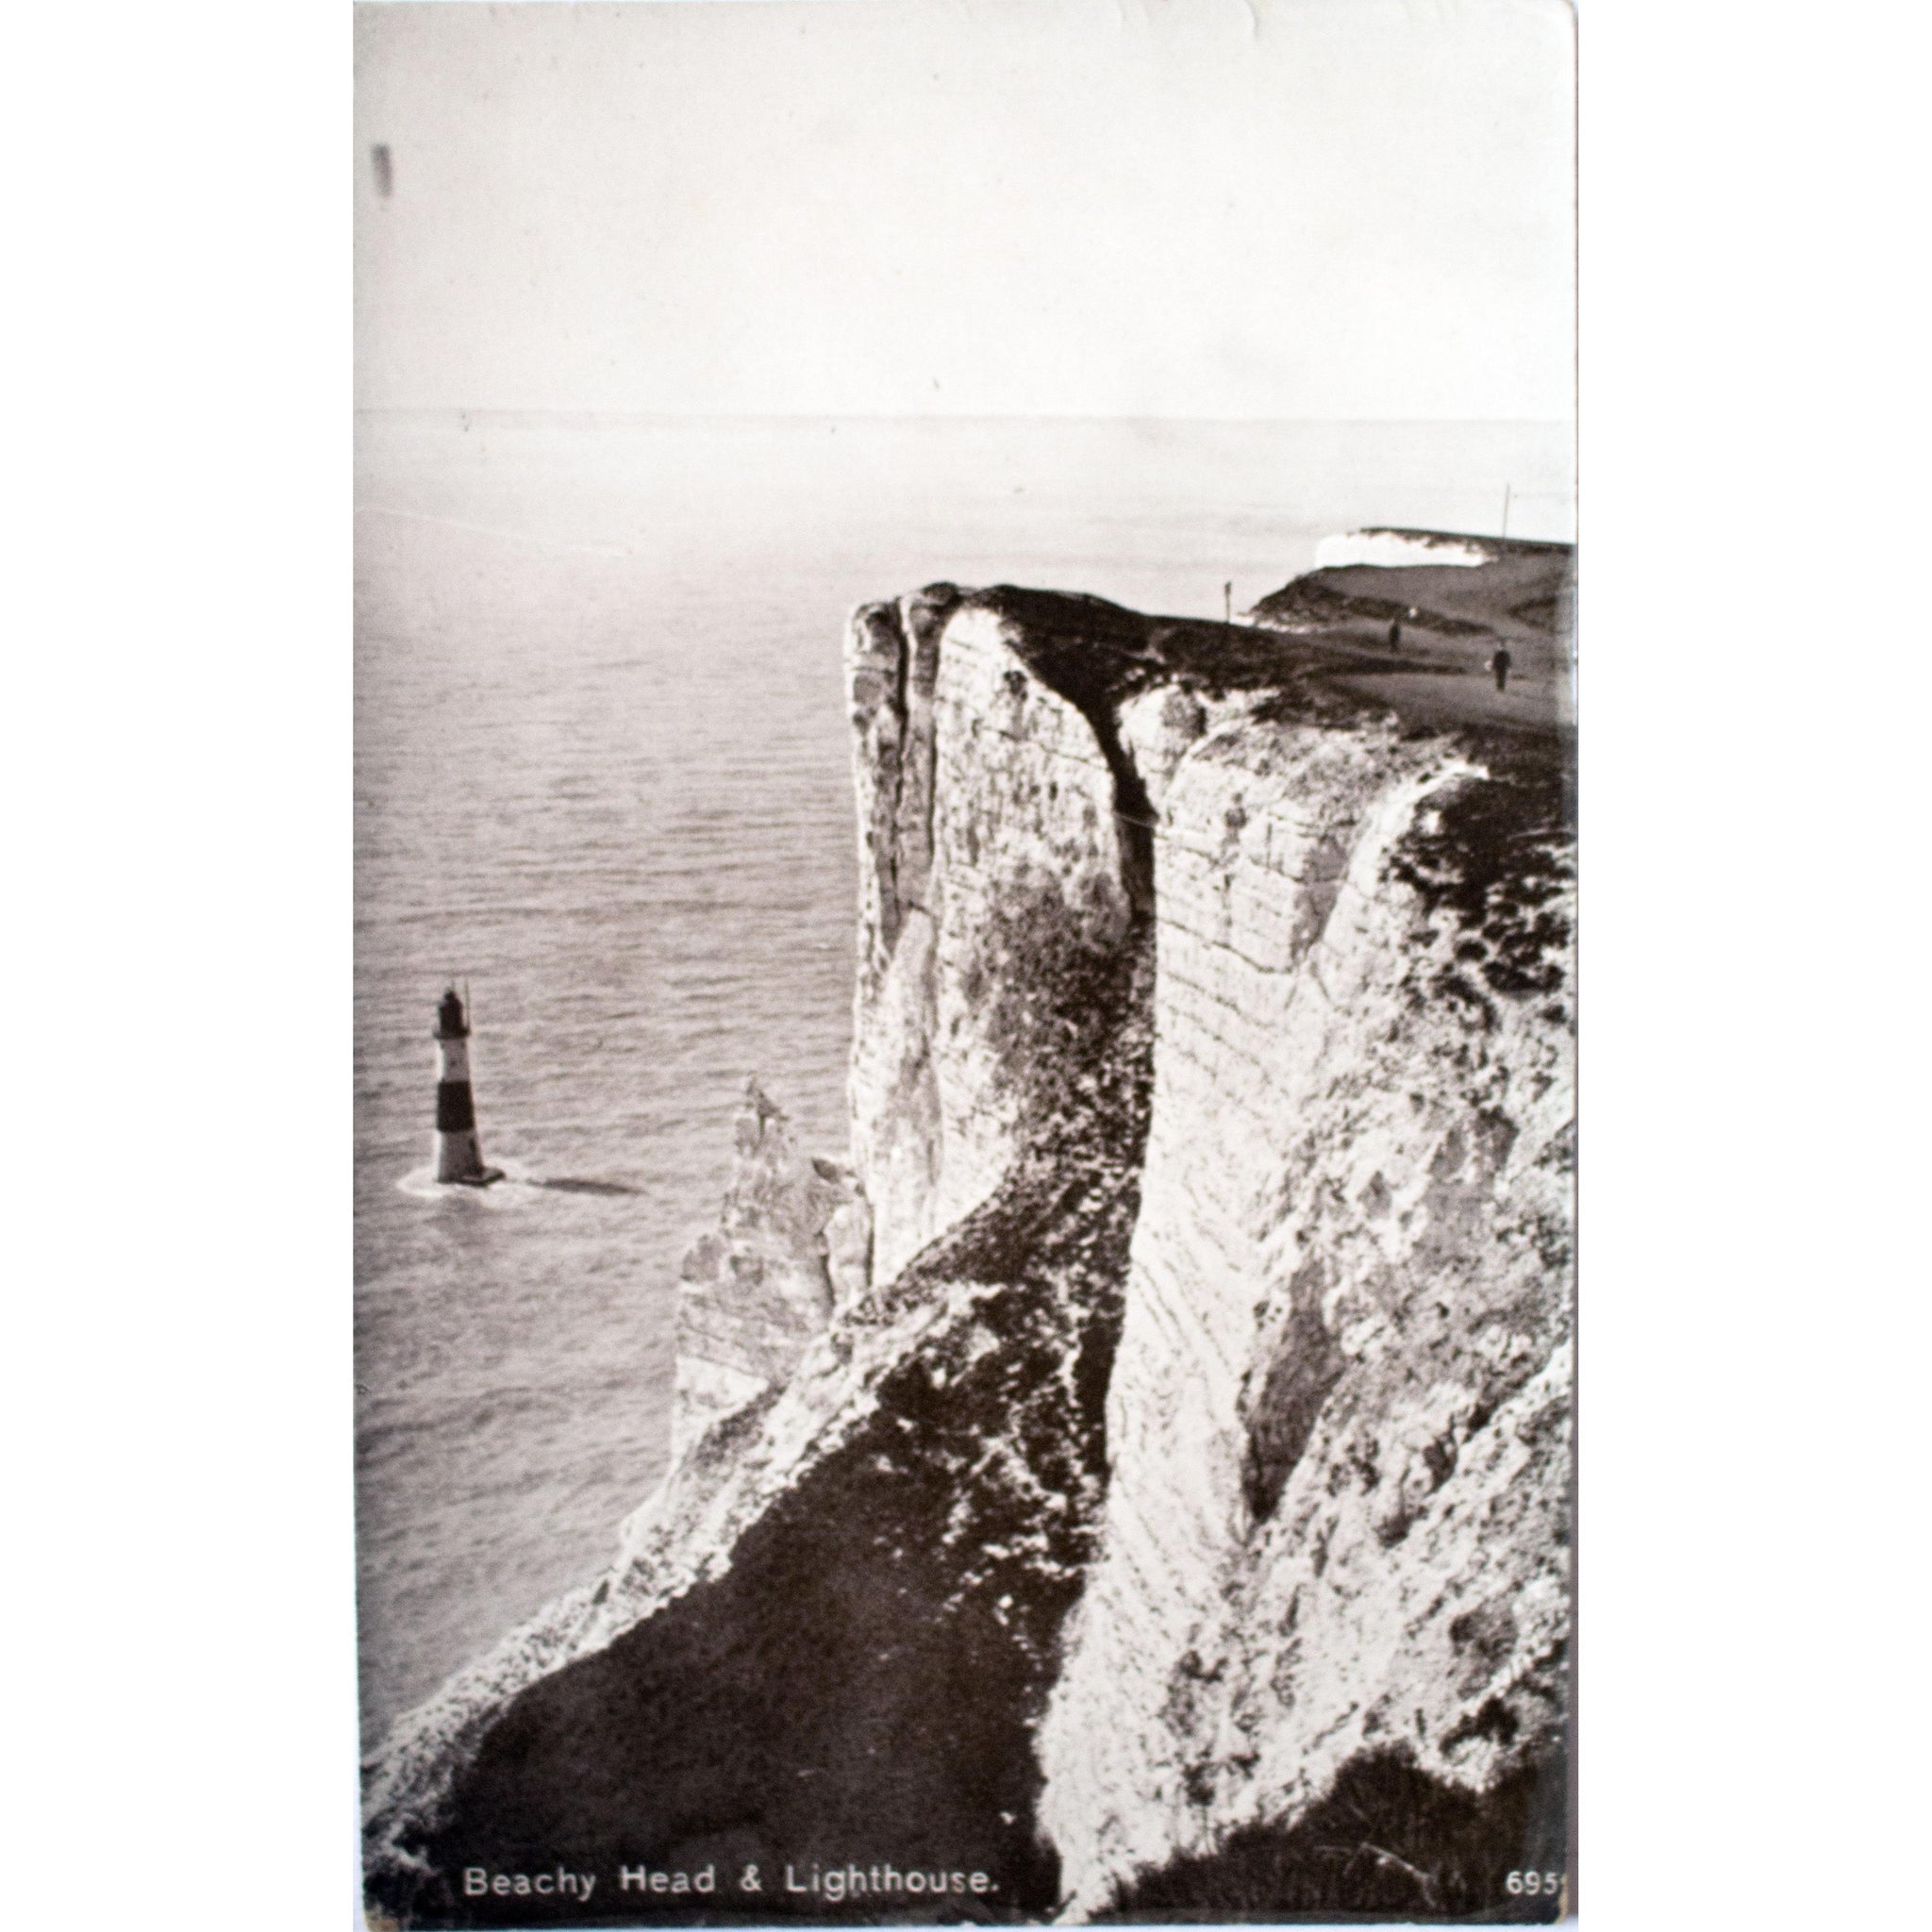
355 1 1575 1923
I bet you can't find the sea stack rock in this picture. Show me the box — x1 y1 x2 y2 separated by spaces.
672 1077 872 1460
363 566 1573 1926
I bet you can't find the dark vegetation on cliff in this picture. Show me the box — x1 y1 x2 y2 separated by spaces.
975 584 1568 745
1097 1746 1569 1924
1389 727 1574 1025
370 918 1156 1929
981 585 1374 714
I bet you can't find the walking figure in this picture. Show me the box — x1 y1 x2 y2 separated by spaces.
1388 618 1402 653
1491 643 1512 692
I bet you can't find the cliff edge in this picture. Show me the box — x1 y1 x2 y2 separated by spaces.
361 562 1574 1925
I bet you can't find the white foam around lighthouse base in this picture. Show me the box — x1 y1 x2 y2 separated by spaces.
396 1158 533 1205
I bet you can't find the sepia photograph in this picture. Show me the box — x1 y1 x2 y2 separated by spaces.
25 6 1932 1932
354 1 1575 1922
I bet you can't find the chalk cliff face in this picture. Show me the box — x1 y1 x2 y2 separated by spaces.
1038 703 1572 1914
361 565 1573 1926
847 585 1143 1284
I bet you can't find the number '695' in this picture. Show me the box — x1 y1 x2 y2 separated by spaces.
1506 1870 1562 1897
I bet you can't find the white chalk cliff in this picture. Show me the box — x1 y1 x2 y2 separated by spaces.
361 562 1574 1926
1038 699 1571 1913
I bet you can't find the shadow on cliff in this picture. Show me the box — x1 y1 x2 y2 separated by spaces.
371 923 1156 1929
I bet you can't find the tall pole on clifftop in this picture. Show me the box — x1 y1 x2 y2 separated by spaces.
1502 482 1512 538
1224 580 1232 625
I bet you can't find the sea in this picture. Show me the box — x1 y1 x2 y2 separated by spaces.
353 412 1574 1745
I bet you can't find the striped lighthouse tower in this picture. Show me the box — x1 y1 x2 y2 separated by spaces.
433 988 503 1186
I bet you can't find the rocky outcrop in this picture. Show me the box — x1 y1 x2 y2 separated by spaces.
360 562 1574 1926
673 1077 870 1459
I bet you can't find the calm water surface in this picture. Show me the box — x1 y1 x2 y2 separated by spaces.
353 413 1573 1742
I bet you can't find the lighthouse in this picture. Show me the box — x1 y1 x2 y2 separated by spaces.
433 988 504 1186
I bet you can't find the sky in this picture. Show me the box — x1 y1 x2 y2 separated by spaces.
354 0 1574 420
